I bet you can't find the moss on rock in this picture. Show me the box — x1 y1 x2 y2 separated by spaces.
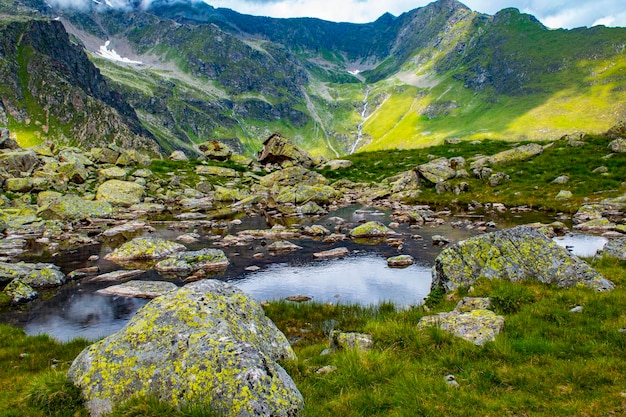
68 280 302 417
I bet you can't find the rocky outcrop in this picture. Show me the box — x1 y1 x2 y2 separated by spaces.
431 226 614 292
68 279 303 417
418 297 505 346
257 133 314 168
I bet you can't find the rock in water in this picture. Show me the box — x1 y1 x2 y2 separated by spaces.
68 280 303 417
431 226 614 292
104 237 186 262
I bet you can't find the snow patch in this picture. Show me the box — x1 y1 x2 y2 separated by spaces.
97 40 142 65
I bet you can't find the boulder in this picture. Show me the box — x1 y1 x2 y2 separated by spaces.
199 141 233 161
68 279 302 417
609 138 626 153
38 194 113 221
486 143 543 165
260 166 328 188
418 297 504 346
96 180 145 207
386 170 421 193
0 262 65 288
169 150 187 161
319 159 353 170
601 238 626 260
552 175 569 184
3 279 37 303
19 263 66 288
267 240 303 254
276 184 338 205
58 160 89 183
155 249 229 273
349 221 395 238
0 149 39 176
416 158 456 185
299 201 327 215
98 167 127 180
96 280 178 299
432 226 614 292
257 133 314 168
555 190 573 200
195 165 238 177
328 331 373 352
387 255 414 268
104 237 186 262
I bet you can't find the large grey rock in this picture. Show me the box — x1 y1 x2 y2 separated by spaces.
486 143 543 165
601 238 626 260
0 149 39 176
68 280 302 417
0 262 65 288
3 279 37 303
199 140 233 161
418 297 504 346
609 138 626 153
416 158 456 185
96 180 145 207
257 133 314 168
38 194 113 220
432 226 613 292
260 166 328 188
96 280 178 299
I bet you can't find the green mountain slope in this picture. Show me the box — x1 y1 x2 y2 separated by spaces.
1 0 625 156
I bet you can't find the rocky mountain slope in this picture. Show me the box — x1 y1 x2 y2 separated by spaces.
1 0 626 156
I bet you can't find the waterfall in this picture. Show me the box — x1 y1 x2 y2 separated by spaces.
350 86 370 154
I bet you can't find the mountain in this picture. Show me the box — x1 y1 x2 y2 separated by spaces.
1 0 625 156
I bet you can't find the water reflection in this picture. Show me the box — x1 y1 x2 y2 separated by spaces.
231 253 432 306
25 293 148 342
553 234 608 258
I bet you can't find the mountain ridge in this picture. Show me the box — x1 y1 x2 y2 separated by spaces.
1 0 625 156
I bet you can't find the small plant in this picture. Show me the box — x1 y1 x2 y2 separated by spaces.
489 281 536 314
424 286 445 309
21 370 84 416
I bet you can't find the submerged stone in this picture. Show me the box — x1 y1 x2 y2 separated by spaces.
432 226 614 292
68 279 302 417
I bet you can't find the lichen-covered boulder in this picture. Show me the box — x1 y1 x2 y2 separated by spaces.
387 255 414 268
299 201 327 215
37 194 113 221
418 297 504 346
199 140 233 161
260 166 328 188
96 180 145 207
319 159 353 170
416 158 456 185
195 165 238 177
3 279 37 303
155 249 229 273
486 143 543 165
0 261 65 288
68 279 303 417
385 170 421 193
275 184 339 205
20 263 66 288
432 226 614 292
601 238 626 260
609 138 626 153
105 237 186 262
0 149 39 176
257 133 314 168
328 331 374 352
349 221 395 238
98 166 127 180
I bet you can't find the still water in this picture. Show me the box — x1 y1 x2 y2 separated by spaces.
0 206 609 341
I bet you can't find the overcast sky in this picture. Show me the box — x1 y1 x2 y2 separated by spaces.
201 0 626 28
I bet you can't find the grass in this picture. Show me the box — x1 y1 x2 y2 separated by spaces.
318 134 626 212
1 257 624 416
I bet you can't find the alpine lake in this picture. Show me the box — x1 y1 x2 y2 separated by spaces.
0 204 608 342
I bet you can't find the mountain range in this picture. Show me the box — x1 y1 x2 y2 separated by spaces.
1 0 625 156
